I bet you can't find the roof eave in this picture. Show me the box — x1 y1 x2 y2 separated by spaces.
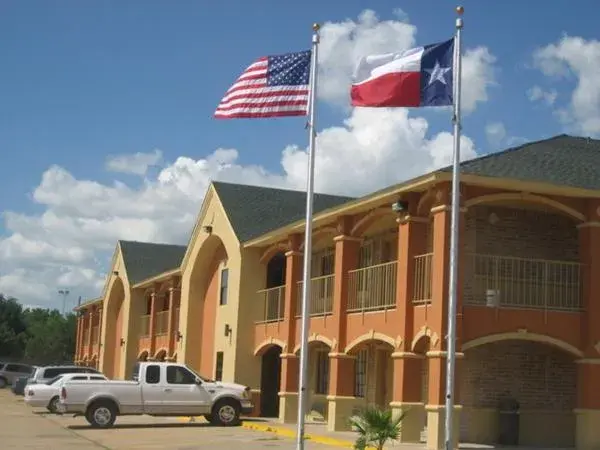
243 172 442 248
132 268 181 289
73 297 103 311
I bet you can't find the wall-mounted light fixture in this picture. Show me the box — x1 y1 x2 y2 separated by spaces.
224 324 232 337
119 338 126 347
113 270 119 276
203 225 213 234
176 331 183 342
391 199 409 215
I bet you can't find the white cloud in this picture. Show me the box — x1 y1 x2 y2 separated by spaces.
105 149 162 175
0 10 496 308
485 122 507 147
532 35 600 136
527 85 558 106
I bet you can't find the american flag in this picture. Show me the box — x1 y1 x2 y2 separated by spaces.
214 50 311 119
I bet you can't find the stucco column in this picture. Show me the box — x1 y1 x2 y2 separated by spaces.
326 354 356 432
576 216 600 449
74 313 81 362
149 289 157 356
96 307 103 357
331 229 360 348
278 353 299 423
283 233 303 350
167 287 180 357
390 351 425 442
396 214 428 344
85 311 92 357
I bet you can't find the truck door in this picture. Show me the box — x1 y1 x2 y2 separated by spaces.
162 365 212 415
141 364 165 414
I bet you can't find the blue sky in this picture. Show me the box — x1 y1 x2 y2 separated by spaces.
1 0 599 308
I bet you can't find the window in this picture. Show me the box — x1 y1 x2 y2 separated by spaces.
166 366 197 385
145 365 161 384
219 268 229 305
70 376 87 381
315 351 329 395
90 376 106 381
354 350 368 397
215 352 224 381
5 364 22 372
43 368 60 378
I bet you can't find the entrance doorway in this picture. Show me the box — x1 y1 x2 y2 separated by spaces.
260 346 282 417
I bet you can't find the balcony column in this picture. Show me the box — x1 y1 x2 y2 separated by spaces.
283 233 303 349
426 186 466 450
85 310 93 358
149 288 157 357
326 216 360 432
96 306 103 358
75 313 83 363
576 212 600 449
167 285 181 358
278 353 299 423
278 234 302 424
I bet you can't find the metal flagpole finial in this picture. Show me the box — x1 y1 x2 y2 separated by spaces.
456 6 464 28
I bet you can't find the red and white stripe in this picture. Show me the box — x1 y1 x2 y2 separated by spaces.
351 46 425 107
214 58 309 119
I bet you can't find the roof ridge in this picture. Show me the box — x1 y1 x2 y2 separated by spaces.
118 239 186 248
211 180 355 199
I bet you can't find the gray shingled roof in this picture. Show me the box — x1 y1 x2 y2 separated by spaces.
212 181 355 242
118 240 187 285
440 134 600 190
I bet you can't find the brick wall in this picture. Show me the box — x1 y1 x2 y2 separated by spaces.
460 340 576 411
464 205 579 261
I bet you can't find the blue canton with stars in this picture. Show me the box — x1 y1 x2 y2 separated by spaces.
419 39 454 107
267 50 311 86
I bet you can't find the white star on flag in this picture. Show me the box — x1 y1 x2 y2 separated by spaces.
425 61 451 86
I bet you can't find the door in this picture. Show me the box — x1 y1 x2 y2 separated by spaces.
141 364 165 414
161 365 212 415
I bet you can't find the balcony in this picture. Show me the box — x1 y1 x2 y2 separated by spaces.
256 285 285 323
140 314 151 337
347 261 397 313
413 253 433 305
155 311 169 335
464 254 583 312
296 275 334 317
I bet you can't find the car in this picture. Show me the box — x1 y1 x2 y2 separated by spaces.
12 376 30 396
27 365 101 386
0 363 36 388
57 361 253 428
24 372 108 413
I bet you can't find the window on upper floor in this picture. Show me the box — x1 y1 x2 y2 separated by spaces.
219 268 229 305
358 230 397 268
311 248 335 277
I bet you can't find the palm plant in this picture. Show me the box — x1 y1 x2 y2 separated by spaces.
349 406 404 450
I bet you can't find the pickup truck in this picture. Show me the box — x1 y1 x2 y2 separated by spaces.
57 361 253 428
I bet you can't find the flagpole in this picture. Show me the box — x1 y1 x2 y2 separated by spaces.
444 6 463 450
296 23 320 450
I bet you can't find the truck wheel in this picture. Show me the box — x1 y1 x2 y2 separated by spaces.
47 396 59 413
85 400 117 428
210 399 240 426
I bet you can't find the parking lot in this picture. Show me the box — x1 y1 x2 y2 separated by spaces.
0 390 344 449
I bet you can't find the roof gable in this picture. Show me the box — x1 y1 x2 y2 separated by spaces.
441 134 600 190
212 181 355 242
118 240 187 285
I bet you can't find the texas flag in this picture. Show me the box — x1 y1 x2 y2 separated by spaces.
350 39 455 108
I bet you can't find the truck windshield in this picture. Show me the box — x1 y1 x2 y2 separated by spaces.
187 366 213 383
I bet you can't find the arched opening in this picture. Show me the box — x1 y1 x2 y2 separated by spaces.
154 349 167 362
138 351 149 361
347 339 395 410
294 341 331 422
463 201 581 311
258 252 287 323
103 277 125 379
460 339 577 447
187 234 229 378
259 345 282 417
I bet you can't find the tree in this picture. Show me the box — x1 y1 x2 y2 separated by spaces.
349 407 404 450
0 295 27 358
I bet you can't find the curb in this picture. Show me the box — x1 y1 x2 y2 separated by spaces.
241 422 355 448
